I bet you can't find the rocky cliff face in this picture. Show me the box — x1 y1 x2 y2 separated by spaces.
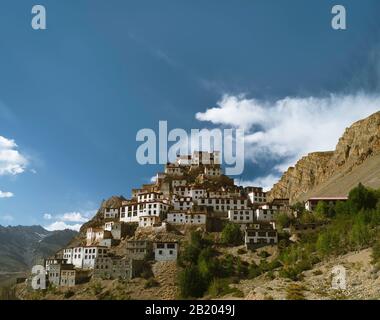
269 111 380 203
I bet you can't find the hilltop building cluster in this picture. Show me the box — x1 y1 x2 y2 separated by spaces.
40 151 345 288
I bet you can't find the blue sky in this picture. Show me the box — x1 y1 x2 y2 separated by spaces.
1 0 380 229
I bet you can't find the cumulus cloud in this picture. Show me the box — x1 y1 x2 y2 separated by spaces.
236 175 280 192
59 212 89 223
0 136 28 175
43 213 52 220
0 214 14 222
45 221 82 232
43 210 95 231
0 190 14 198
197 92 380 189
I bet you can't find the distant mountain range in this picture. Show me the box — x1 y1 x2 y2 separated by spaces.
0 225 77 273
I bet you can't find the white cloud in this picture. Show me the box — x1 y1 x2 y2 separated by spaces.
59 212 89 223
43 210 95 232
0 136 28 175
236 175 280 192
197 92 380 190
0 214 14 222
0 190 14 198
44 221 82 232
150 175 157 183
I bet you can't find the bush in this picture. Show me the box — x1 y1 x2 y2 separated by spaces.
258 250 271 258
207 279 243 298
178 265 206 298
144 278 159 289
248 262 262 279
221 223 243 246
348 183 378 213
64 290 75 299
90 281 103 295
237 248 247 255
372 237 380 265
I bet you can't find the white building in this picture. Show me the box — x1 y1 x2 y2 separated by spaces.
204 166 222 177
192 151 220 166
63 248 73 264
104 208 119 219
228 209 254 223
198 197 249 212
248 188 267 205
255 208 276 222
137 191 166 203
167 211 206 225
165 164 183 176
86 227 105 246
190 187 207 200
245 223 278 249
153 241 178 261
173 186 191 197
120 202 139 223
305 197 348 212
82 246 108 269
104 221 114 231
72 247 84 268
120 200 170 223
139 215 160 227
172 179 187 188
172 197 193 211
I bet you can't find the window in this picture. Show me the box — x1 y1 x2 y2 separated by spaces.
156 243 165 249
167 243 175 249
158 250 163 255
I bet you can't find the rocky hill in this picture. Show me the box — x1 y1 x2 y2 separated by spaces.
269 111 380 203
0 225 77 272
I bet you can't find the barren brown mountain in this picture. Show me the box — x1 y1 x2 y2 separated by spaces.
269 111 380 203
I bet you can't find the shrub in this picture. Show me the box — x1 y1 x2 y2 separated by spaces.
237 248 247 255
372 237 380 266
258 250 271 258
221 223 243 246
144 278 159 289
207 279 243 298
90 281 103 295
64 290 75 299
348 183 378 213
178 265 206 298
248 262 262 279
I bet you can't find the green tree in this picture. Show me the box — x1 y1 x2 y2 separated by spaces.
314 201 328 218
348 183 377 213
276 212 292 229
371 237 380 265
349 215 370 249
316 233 330 256
221 223 243 246
178 265 206 298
